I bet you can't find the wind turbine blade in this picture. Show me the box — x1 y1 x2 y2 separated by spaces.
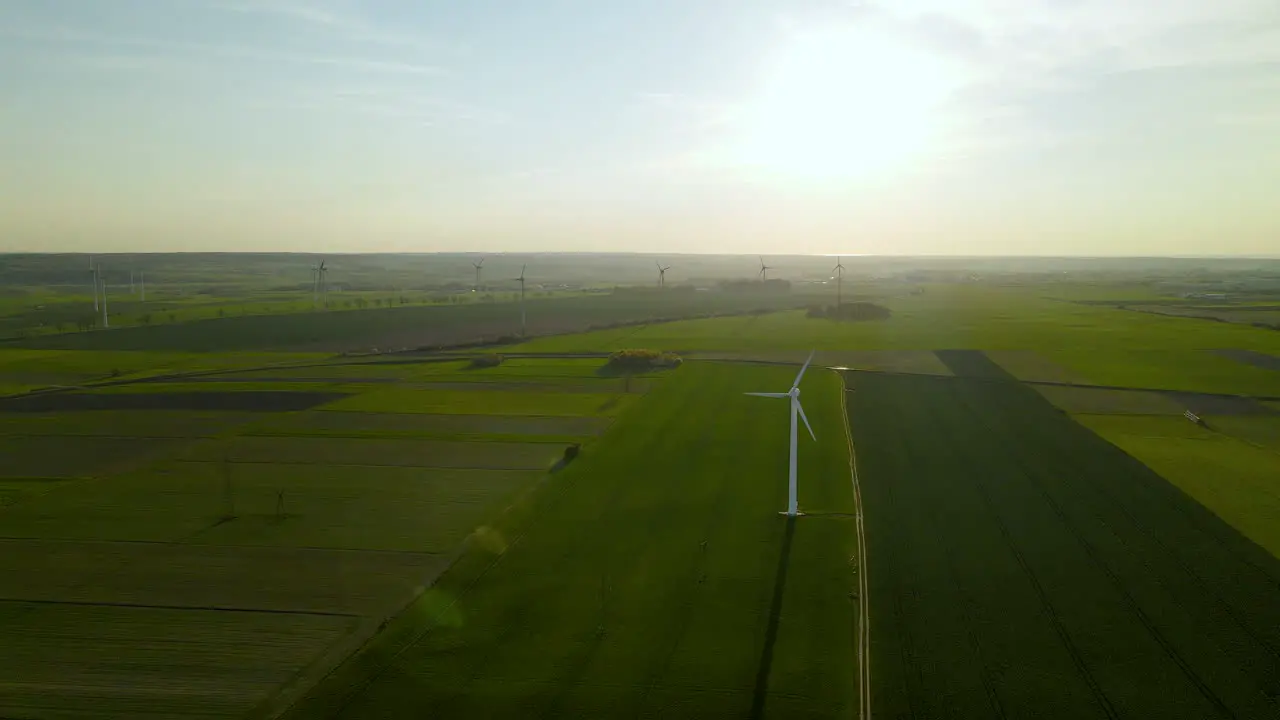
795 398 816 441
791 349 816 389
744 392 789 398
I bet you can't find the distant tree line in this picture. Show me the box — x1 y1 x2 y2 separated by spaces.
606 349 683 372
806 302 892 322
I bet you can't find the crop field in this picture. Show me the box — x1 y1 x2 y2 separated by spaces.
324 387 633 416
1032 385 1186 414
13 290 808 353
1077 415 1280 559
5 271 1280 719
848 369 1280 719
0 355 653 718
0 602 357 720
181 436 566 470
244 411 609 440
284 362 860 719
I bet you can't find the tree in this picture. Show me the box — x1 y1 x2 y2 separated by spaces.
374 298 383 307
168 313 177 323
54 321 66 333
139 313 152 325
217 308 226 318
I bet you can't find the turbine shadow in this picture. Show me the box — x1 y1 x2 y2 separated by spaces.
750 514 797 719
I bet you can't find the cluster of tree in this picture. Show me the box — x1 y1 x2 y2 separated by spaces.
605 349 683 372
806 302 892 322
470 353 505 368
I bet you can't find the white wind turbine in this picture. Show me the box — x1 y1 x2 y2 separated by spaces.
746 350 817 517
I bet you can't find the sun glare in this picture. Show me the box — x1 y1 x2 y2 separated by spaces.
730 26 956 183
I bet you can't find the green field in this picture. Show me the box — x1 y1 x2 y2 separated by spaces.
1077 415 1280 558
284 363 859 719
5 265 1280 719
0 355 658 718
324 387 633 416
849 364 1280 719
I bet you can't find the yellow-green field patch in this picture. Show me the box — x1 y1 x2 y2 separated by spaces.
986 350 1092 383
1079 414 1280 558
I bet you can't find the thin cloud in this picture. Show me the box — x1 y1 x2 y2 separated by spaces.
206 0 445 51
1 23 446 76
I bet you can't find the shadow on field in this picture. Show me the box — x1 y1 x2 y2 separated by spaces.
750 514 797 720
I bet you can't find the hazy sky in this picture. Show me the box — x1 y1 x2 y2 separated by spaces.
2 0 1278 255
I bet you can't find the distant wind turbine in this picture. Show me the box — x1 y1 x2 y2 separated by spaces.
745 350 817 517
832 257 846 309
140 271 145 302
656 262 671 289
514 264 528 335
472 257 486 292
100 274 110 329
758 256 773 282
90 262 99 312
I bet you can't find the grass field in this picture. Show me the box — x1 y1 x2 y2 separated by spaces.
323 387 633 416
1077 415 1280 559
849 367 1280 719
0 355 658 718
5 274 1280 719
283 362 859 719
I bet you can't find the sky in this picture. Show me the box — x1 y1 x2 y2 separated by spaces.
1 0 1278 256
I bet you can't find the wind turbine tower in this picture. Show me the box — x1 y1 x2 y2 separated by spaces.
745 350 817 516
833 256 846 310
758 256 773 282
472 257 486 293
90 261 99 312
514 264 528 336
656 262 671 289
100 274 110 329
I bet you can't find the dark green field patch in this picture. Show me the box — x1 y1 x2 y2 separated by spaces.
245 410 610 439
0 463 540 552
0 539 445 615
181 436 565 470
0 603 354 719
849 371 1280 719
0 436 191 478
323 387 630 416
1215 348 1280 371
0 410 254 437
0 391 348 413
0 478 74 508
1034 385 1184 415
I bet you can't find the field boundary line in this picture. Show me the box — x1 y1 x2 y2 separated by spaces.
838 371 871 720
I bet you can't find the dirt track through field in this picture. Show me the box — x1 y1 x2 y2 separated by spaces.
849 356 1280 719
